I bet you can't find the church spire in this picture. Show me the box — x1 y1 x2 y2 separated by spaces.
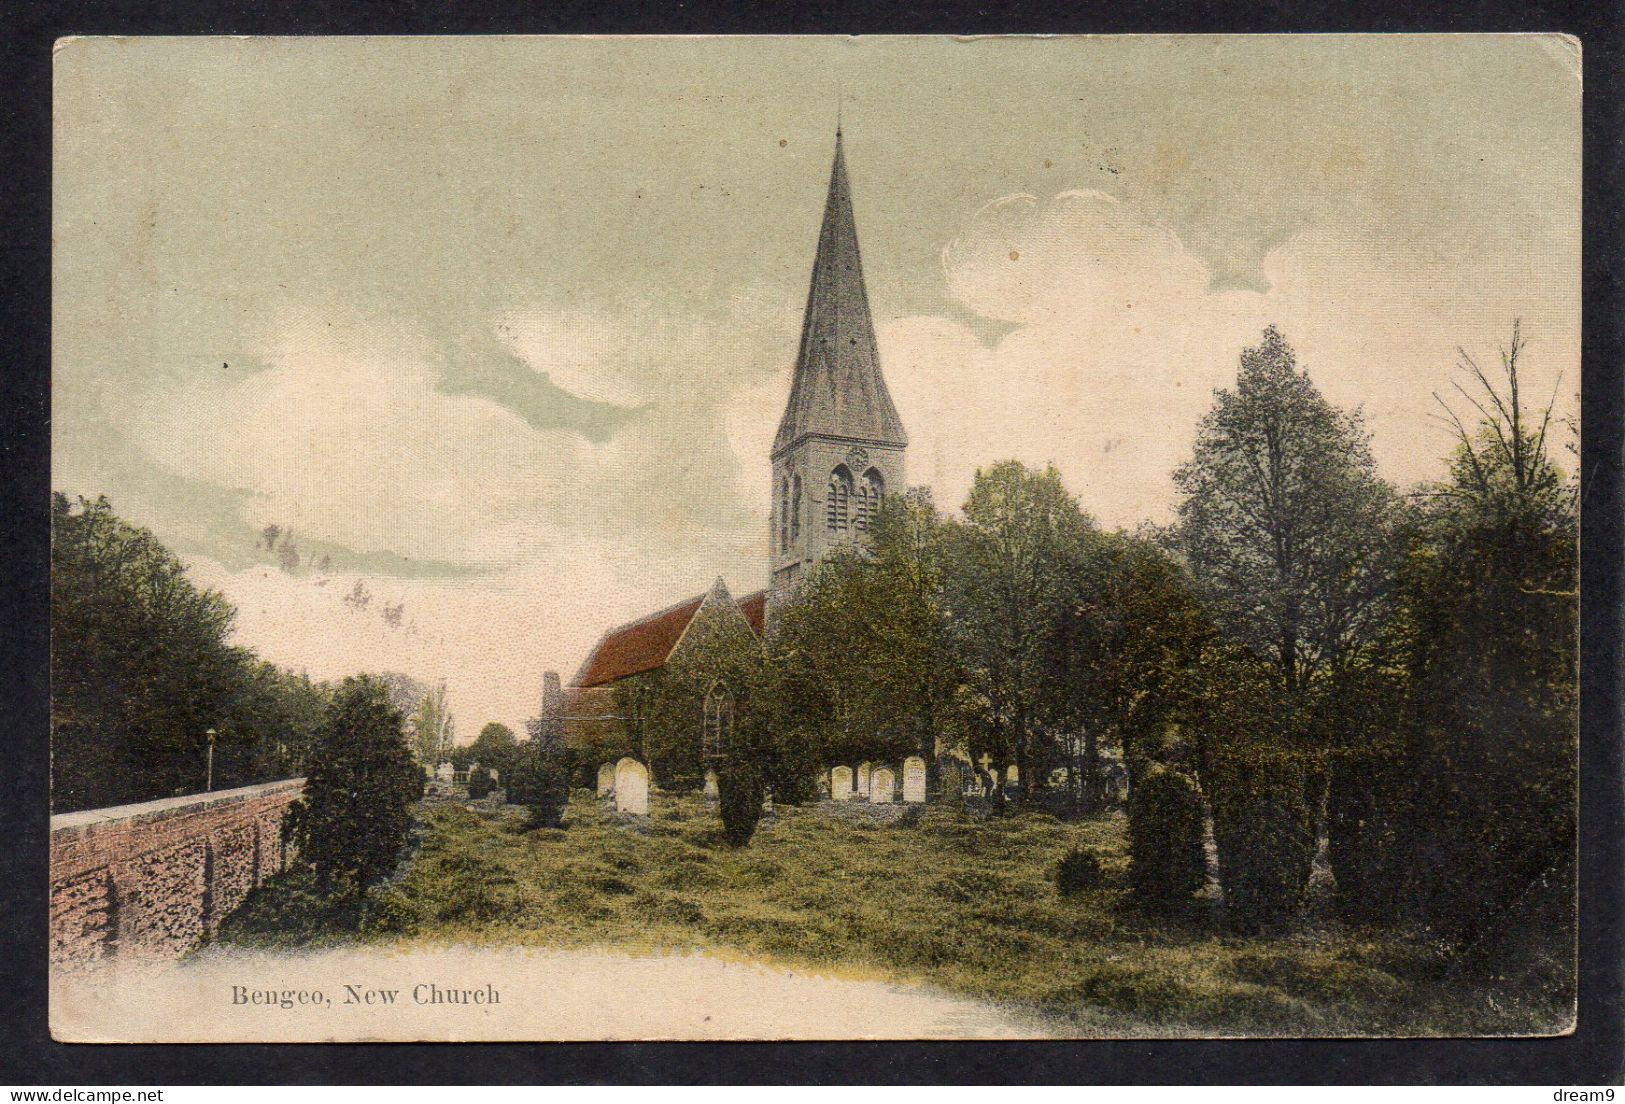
771 130 908 458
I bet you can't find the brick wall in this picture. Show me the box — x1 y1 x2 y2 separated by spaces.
50 778 305 969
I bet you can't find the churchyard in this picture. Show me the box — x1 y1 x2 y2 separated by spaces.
217 785 1571 1038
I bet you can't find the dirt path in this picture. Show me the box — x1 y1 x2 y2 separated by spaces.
52 944 1062 1042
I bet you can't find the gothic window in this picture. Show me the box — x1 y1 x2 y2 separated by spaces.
703 682 733 760
826 465 853 533
779 478 789 552
790 475 802 542
855 467 885 533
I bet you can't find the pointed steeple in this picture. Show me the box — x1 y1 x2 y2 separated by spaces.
772 130 908 458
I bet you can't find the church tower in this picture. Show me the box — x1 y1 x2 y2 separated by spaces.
768 129 908 617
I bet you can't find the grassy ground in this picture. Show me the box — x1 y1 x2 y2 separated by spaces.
218 789 1572 1037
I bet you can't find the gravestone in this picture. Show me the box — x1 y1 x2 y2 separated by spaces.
597 762 615 797
902 756 927 803
703 769 719 798
1006 764 1020 785
857 762 872 798
614 757 649 815
830 765 853 801
435 761 454 783
870 767 896 804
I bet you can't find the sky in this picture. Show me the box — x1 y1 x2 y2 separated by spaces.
53 35 1582 738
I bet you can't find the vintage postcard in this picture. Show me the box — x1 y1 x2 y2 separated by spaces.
50 34 1580 1042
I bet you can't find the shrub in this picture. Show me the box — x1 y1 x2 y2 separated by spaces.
1208 751 1316 929
1126 764 1206 908
717 758 766 847
466 766 494 800
1326 747 1414 920
507 717 571 828
286 676 421 896
1054 847 1106 896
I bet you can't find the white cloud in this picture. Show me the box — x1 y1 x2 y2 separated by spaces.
879 188 1578 527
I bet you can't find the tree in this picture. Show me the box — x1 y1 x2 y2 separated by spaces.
469 722 519 776
508 673 572 827
511 720 572 828
941 462 1093 795
1046 529 1214 809
286 676 422 894
1174 326 1401 696
766 490 964 783
1392 322 1577 949
405 679 454 767
50 494 315 811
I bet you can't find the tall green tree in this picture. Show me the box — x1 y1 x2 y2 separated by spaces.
1047 530 1215 807
1174 326 1401 696
766 490 963 778
50 495 315 811
1394 322 1577 949
941 461 1094 795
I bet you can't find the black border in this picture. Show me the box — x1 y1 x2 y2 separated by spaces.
3 1 1620 1086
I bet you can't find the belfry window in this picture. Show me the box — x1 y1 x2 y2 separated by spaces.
826 465 853 533
855 468 885 533
779 478 790 552
703 682 733 760
790 475 802 542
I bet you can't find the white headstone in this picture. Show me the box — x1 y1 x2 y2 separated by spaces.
703 769 719 798
870 767 896 804
614 757 649 815
435 761 454 782
857 762 872 798
902 756 927 803
1006 764 1020 785
597 762 616 797
830 765 853 801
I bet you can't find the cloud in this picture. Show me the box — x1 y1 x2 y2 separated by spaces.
879 188 1578 528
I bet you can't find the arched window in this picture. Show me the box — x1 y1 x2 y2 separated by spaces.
826 465 853 533
778 478 789 552
790 475 802 542
855 467 885 533
703 682 733 760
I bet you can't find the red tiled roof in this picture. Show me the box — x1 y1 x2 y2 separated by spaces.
571 588 767 689
737 590 767 637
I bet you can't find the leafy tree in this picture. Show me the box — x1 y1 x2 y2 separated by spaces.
286 676 421 894
469 722 519 776
940 461 1094 794
405 679 454 767
509 674 571 827
50 495 313 811
1174 326 1401 696
766 490 963 783
511 716 572 827
1047 529 1214 809
1393 323 1577 949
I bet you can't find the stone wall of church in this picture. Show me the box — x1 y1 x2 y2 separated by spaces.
50 778 304 969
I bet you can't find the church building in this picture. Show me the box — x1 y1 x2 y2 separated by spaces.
562 130 908 773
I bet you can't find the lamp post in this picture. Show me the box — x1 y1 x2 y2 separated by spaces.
206 728 217 793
